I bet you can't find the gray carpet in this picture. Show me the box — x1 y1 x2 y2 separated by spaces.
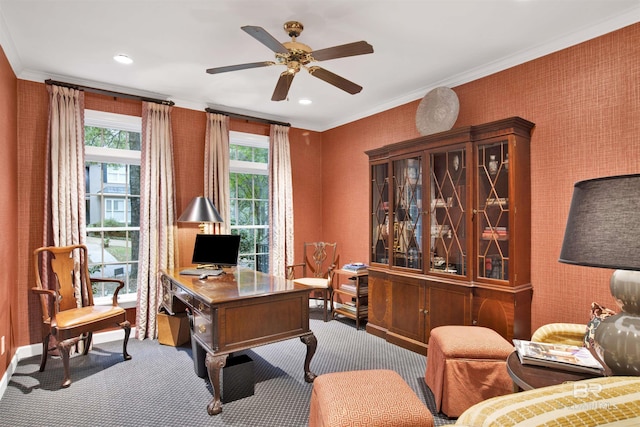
0 312 454 426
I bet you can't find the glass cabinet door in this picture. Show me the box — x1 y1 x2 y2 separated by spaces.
392 157 422 269
429 149 467 276
477 141 509 280
371 163 389 264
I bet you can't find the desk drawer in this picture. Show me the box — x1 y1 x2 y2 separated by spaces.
192 297 211 320
193 309 215 351
174 285 194 307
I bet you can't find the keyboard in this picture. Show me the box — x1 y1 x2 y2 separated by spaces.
180 268 224 277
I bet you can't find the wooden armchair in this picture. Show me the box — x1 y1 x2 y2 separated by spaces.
32 244 131 388
286 242 338 322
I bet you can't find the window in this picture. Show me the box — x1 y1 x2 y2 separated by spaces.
85 110 141 304
229 131 269 273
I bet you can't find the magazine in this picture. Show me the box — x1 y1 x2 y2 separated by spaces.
513 339 605 375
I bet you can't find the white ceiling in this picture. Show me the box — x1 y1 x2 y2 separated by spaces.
1 1 638 131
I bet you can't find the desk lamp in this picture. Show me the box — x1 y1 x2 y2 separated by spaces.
559 174 640 375
177 196 223 233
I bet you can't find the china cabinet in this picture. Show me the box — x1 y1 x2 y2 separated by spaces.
366 117 534 354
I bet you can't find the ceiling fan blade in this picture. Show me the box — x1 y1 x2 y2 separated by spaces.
311 41 373 61
271 72 295 101
308 66 363 95
206 61 275 74
241 25 289 54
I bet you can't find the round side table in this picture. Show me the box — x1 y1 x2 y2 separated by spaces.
506 351 603 390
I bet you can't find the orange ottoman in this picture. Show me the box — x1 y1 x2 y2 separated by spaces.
425 326 513 417
309 369 434 427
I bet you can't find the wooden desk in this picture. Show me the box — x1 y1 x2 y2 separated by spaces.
161 268 317 415
506 351 602 391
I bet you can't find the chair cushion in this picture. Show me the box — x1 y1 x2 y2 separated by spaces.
55 305 126 329
294 277 330 289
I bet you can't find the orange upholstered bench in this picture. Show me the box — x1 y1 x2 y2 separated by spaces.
425 325 513 417
309 369 434 427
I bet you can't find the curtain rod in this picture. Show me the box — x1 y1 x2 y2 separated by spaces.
45 79 175 106
205 108 290 127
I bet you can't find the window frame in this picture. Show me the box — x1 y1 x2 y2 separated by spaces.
85 110 142 307
229 131 269 272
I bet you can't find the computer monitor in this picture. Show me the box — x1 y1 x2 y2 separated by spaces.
191 234 241 268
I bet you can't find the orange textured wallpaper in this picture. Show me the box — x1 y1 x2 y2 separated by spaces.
0 45 18 378
322 23 640 332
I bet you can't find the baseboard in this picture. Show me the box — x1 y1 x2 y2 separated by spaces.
0 327 137 401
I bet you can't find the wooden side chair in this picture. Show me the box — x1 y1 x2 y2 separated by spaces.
286 242 338 322
32 244 131 388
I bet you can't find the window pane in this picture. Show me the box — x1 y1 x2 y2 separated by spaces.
254 147 268 163
237 200 253 226
85 126 140 150
255 200 268 225
237 174 253 199
255 174 268 199
236 145 253 162
85 115 140 299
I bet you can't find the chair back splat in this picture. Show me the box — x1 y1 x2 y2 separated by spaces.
32 244 131 388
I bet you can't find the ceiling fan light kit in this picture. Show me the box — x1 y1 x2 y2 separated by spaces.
206 21 373 101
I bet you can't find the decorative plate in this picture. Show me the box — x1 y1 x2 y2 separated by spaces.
415 87 459 136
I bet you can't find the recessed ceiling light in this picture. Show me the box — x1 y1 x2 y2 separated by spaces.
113 54 133 65
298 99 312 105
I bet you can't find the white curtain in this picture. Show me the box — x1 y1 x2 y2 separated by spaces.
43 84 86 304
204 113 230 234
268 124 294 278
44 85 86 248
136 102 177 340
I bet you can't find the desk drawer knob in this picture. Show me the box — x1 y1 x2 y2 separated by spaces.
198 324 207 334
163 293 170 302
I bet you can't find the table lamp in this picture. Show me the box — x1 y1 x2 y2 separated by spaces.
177 196 223 233
559 174 640 376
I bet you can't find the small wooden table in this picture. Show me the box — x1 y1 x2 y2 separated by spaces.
161 267 317 415
506 351 602 390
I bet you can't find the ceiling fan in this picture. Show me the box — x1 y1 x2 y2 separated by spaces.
206 21 374 101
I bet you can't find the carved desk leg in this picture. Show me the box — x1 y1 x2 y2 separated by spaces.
300 332 317 382
205 353 228 415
